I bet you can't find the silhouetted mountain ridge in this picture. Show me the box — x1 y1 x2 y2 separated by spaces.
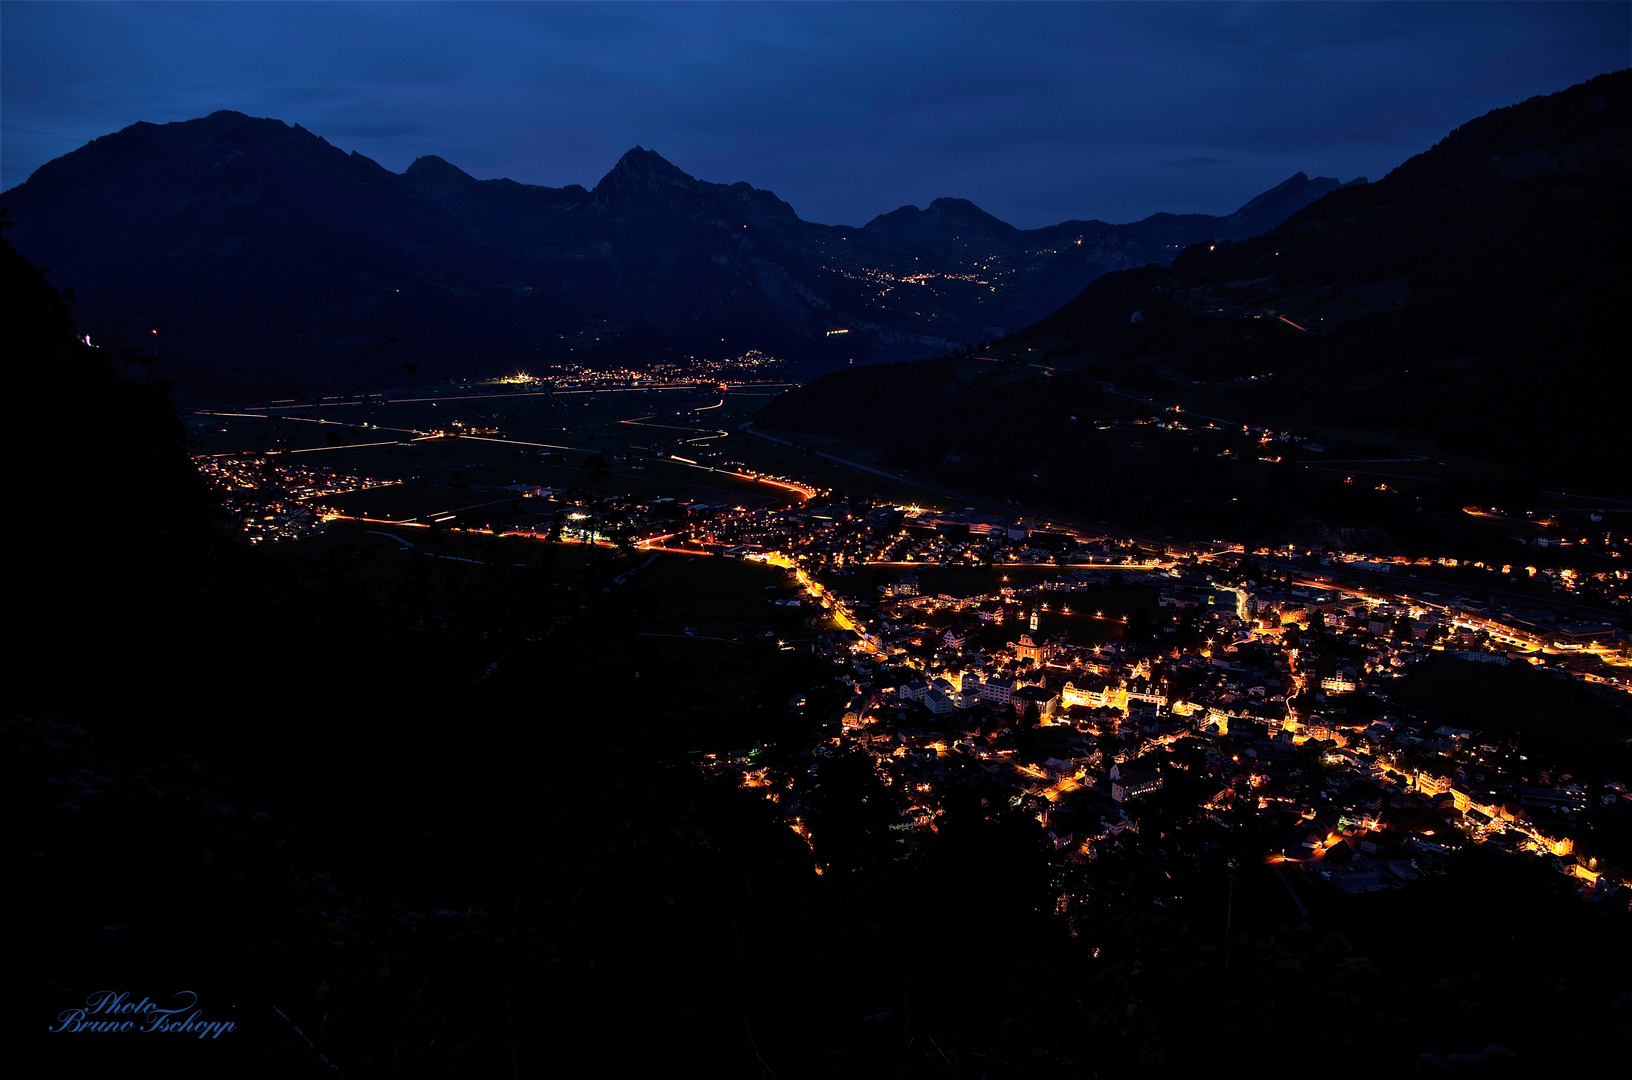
5 109 1340 398
862 197 1020 250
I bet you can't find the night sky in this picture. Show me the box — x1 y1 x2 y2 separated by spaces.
3 2 1626 228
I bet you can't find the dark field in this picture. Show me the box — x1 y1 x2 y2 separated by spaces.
1392 655 1632 759
628 553 820 748
832 563 1148 600
734 427 973 511
194 381 829 518
636 552 801 634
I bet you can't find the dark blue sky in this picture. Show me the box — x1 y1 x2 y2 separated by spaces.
3 2 1626 228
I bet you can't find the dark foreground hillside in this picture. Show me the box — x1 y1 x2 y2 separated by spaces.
10 232 1628 1076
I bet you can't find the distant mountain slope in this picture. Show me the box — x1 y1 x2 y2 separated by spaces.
760 71 1632 506
3 112 1332 398
1016 70 1632 482
3 113 558 396
1214 171 1348 239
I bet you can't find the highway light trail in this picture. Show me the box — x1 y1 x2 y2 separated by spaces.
285 440 404 453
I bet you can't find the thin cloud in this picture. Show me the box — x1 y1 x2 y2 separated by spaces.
2 2 1625 226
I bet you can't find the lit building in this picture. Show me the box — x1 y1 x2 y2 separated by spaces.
1110 763 1164 803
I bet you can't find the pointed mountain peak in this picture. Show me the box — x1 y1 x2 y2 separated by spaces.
1231 172 1312 216
1217 172 1342 239
403 154 479 197
598 146 698 191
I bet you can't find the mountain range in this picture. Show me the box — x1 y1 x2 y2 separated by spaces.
1 112 1339 397
758 70 1632 531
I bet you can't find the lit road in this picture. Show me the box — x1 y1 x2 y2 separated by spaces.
741 422 1224 557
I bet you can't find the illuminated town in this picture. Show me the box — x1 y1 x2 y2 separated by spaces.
12 17 1628 1070
189 367 1630 913
699 505 1628 903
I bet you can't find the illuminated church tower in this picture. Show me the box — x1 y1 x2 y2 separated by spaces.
1030 607 1040 633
